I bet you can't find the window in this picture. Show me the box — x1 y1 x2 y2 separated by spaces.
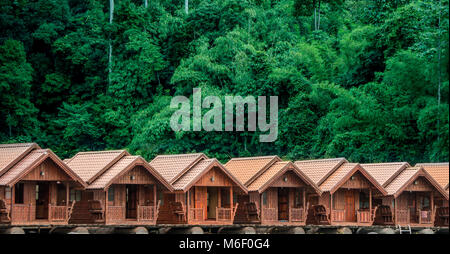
159 192 164 205
294 189 303 207
262 192 267 205
5 187 11 199
359 191 370 209
14 183 24 204
421 196 430 209
108 186 115 202
70 189 82 202
233 192 237 204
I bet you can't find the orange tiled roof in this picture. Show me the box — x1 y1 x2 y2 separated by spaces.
172 159 215 191
319 163 360 192
361 162 410 187
0 148 86 188
0 143 40 176
149 153 208 183
318 162 387 195
88 156 140 189
0 149 47 186
294 158 347 185
65 150 129 183
416 163 449 190
247 161 289 192
225 156 281 185
384 167 449 199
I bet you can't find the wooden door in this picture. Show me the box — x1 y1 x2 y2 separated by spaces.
278 188 289 221
345 190 356 222
36 182 49 219
126 185 137 219
207 187 218 219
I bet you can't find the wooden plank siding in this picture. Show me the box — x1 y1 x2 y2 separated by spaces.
70 166 162 225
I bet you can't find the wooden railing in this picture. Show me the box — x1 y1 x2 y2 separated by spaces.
11 204 32 222
289 208 305 222
107 205 125 222
262 207 277 222
331 209 345 222
49 205 67 222
357 210 372 223
396 209 410 224
189 208 203 222
216 207 232 221
137 205 156 221
418 209 433 224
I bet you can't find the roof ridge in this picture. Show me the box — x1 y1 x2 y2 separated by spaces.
0 143 38 148
75 150 127 155
295 157 347 163
227 155 278 161
155 153 205 157
416 162 449 165
361 162 408 165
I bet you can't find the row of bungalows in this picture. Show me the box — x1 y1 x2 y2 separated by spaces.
0 143 448 228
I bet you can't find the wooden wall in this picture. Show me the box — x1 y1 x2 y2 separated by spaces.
403 176 433 192
339 171 371 190
193 167 235 187
21 158 72 182
270 171 306 188
113 166 156 185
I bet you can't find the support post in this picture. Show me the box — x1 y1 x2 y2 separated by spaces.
330 193 333 223
303 188 306 220
66 183 69 221
11 185 15 222
153 184 157 222
105 189 108 224
394 198 397 225
369 188 372 221
230 187 233 222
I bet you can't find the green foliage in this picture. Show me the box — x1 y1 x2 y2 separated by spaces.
0 0 448 164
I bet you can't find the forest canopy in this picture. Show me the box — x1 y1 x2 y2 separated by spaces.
0 0 448 164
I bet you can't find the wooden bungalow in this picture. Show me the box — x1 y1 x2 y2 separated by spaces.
149 153 247 225
294 158 387 226
364 163 448 227
0 143 86 225
65 150 173 225
225 156 322 225
416 163 449 227
361 162 411 226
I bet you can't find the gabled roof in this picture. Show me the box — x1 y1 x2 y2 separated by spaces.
385 167 449 199
0 148 86 188
294 158 348 186
318 163 387 195
149 153 208 184
416 163 449 190
225 156 281 186
65 150 130 183
171 159 247 193
246 161 321 194
361 162 410 187
87 156 173 191
0 143 41 177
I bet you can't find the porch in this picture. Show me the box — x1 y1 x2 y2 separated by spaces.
260 206 308 224
395 208 435 226
105 202 160 224
9 203 75 225
188 204 239 225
